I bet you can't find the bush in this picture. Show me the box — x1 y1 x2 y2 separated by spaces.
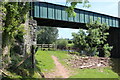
48 48 55 51
56 39 68 49
69 51 80 55
67 43 74 48
68 40 73 44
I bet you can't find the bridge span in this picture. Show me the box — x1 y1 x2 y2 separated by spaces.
30 2 120 58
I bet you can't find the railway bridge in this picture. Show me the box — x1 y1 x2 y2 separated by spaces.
30 2 120 58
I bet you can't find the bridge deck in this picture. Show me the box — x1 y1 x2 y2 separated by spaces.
31 2 120 28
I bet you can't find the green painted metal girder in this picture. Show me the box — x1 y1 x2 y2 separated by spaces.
32 2 120 28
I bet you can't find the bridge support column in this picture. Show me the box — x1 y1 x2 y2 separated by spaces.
108 27 120 58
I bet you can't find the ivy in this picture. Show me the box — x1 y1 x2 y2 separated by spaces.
1 2 30 68
2 2 30 47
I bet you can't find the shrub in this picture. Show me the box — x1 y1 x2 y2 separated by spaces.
56 39 68 49
48 48 55 51
72 20 113 57
67 43 74 48
69 51 80 55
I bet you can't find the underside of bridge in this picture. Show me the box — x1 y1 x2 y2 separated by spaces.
33 2 120 58
34 17 86 29
34 17 120 58
108 27 120 58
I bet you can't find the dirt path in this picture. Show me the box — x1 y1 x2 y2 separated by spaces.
45 55 69 78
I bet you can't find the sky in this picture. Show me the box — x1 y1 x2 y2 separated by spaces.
40 0 119 39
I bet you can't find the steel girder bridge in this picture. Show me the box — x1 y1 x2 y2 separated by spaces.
30 2 120 58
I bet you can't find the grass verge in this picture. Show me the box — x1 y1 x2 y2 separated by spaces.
69 68 118 78
35 50 55 73
35 50 119 78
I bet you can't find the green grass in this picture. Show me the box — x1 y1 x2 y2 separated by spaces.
47 50 70 60
35 50 119 78
35 50 70 72
69 68 118 78
35 50 55 72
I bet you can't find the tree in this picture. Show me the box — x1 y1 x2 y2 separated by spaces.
72 20 113 57
37 26 58 44
66 0 91 17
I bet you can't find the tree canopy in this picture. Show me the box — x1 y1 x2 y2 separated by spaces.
66 0 91 17
37 26 58 44
72 20 113 57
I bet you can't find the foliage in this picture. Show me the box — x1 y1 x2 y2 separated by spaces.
1 2 30 70
37 26 58 44
3 53 41 79
67 43 74 48
66 0 91 17
9 52 23 68
56 39 68 49
69 51 80 56
2 2 29 45
72 20 113 57
2 2 30 51
48 48 56 51
68 39 73 44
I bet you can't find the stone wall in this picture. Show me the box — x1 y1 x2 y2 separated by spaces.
23 19 37 55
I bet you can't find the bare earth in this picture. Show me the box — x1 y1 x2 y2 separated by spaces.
44 55 69 78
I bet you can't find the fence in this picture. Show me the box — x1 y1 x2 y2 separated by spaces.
37 44 57 50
